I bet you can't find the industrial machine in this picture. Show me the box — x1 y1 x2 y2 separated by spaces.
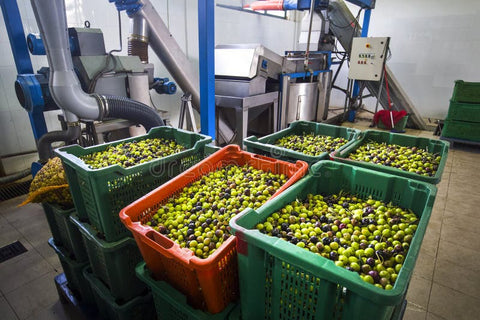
214 44 291 146
2 0 210 174
247 0 426 129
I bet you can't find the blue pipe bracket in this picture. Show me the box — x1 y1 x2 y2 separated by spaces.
1 0 49 143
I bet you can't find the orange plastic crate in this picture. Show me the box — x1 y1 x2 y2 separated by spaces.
119 145 308 314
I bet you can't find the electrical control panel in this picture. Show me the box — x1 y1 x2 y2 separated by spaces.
348 37 389 81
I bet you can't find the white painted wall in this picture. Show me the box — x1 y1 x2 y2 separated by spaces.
0 0 299 173
329 0 480 120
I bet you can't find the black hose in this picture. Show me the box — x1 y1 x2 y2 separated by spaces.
102 95 165 131
38 125 81 161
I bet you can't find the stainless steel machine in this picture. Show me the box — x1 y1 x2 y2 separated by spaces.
280 51 332 129
214 44 293 146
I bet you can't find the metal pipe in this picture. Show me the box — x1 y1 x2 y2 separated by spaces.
304 0 316 71
135 0 201 111
129 15 149 63
30 0 164 131
30 0 98 121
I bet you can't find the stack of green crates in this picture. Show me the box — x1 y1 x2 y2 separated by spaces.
442 80 480 142
43 203 96 308
53 127 214 317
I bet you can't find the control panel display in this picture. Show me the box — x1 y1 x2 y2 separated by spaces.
348 37 389 81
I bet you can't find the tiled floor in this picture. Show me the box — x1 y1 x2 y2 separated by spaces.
0 121 479 320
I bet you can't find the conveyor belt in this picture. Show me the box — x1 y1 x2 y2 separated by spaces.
328 0 426 129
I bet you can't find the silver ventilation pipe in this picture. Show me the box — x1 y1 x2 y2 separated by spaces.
30 0 100 121
30 0 164 160
129 16 149 63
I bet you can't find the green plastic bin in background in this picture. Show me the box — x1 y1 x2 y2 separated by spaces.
446 100 480 123
42 203 88 262
441 120 480 142
48 238 95 306
71 215 147 303
135 262 236 320
330 130 449 184
451 80 480 104
229 161 436 320
55 126 212 242
84 266 155 320
243 121 360 165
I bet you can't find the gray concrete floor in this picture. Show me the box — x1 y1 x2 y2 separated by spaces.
0 121 479 319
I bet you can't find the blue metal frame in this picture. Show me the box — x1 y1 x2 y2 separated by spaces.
350 8 372 121
1 0 48 143
198 0 215 140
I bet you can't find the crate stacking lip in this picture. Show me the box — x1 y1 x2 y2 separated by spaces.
55 126 212 242
135 262 237 320
119 145 309 314
330 129 449 184
229 161 437 320
243 120 361 166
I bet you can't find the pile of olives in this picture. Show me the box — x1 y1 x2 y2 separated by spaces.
81 138 185 169
347 141 441 177
274 134 348 156
144 165 287 259
255 193 419 290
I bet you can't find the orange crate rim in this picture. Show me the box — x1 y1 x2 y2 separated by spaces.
119 145 308 314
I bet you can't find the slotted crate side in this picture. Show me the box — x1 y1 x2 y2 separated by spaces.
70 215 147 303
120 145 308 314
451 80 480 104
84 267 155 320
56 126 212 241
446 100 480 123
244 121 361 165
42 203 88 262
230 161 436 320
48 238 95 306
441 120 480 142
135 262 236 320
330 130 449 184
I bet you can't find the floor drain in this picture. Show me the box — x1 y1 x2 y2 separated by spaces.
0 240 28 263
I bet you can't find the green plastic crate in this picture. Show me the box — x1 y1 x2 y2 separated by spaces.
42 203 88 262
330 130 449 184
243 121 360 165
441 120 480 142
55 126 212 242
48 238 95 306
83 266 155 320
135 262 236 320
451 80 480 104
229 161 436 320
446 100 480 123
70 215 147 303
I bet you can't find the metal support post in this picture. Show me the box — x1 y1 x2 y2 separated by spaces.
198 0 215 140
350 8 372 122
179 94 198 132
